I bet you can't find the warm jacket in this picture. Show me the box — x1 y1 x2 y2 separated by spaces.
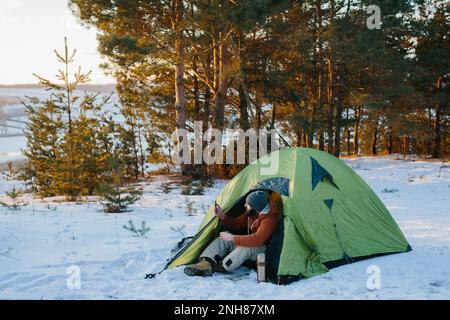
222 196 280 247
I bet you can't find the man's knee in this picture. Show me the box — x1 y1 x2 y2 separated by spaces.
222 246 264 271
200 237 233 262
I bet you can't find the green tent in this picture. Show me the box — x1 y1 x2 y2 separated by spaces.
162 147 411 284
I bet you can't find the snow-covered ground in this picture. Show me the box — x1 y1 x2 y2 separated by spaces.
0 136 27 163
0 156 449 300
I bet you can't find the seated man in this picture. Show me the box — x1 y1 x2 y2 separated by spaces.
184 190 280 277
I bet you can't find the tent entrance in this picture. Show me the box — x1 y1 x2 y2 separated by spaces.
225 177 290 218
165 177 290 272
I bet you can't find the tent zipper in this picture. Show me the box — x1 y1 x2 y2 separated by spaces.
329 207 352 263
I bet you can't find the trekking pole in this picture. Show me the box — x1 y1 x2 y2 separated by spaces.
145 258 170 279
145 211 221 280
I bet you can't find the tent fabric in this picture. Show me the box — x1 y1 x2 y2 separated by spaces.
166 147 411 283
252 177 290 196
311 157 334 190
324 199 334 209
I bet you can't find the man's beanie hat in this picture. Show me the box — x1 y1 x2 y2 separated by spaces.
245 190 268 213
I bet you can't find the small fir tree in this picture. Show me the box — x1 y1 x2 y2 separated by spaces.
23 38 114 199
0 187 23 211
98 154 142 213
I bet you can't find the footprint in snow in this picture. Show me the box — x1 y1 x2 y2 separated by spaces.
15 274 65 293
429 280 447 287
0 273 46 292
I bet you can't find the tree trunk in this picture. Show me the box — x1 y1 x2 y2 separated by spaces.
270 103 277 130
137 122 145 177
432 103 442 158
317 0 325 151
428 105 433 155
204 85 211 130
327 58 334 154
371 115 379 156
203 50 212 176
268 103 277 153
302 130 308 147
327 0 335 154
346 107 351 156
432 76 443 159
238 84 250 131
204 51 212 132
333 97 342 157
307 103 314 148
334 64 346 158
212 26 227 130
131 122 139 180
238 31 250 131
387 126 394 155
173 0 187 174
300 57 312 148
296 128 303 147
191 67 207 179
193 58 201 121
214 80 227 130
353 106 360 155
304 67 313 148
255 88 263 157
402 136 407 158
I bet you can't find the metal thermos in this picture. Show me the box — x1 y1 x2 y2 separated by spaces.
257 253 266 282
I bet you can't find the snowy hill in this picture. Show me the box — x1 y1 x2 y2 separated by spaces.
0 156 449 299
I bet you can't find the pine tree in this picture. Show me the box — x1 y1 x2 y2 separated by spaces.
70 0 190 173
68 0 448 166
98 154 143 213
24 38 114 198
412 0 450 158
23 96 63 197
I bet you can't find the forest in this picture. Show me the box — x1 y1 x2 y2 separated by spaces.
22 0 448 198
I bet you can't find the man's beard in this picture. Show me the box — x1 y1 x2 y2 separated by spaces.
245 208 258 217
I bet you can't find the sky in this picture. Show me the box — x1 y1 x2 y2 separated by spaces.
0 0 114 85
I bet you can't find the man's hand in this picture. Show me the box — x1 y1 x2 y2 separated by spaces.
220 231 234 242
215 202 225 220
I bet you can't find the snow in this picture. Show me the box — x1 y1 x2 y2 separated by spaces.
0 155 449 300
0 136 27 163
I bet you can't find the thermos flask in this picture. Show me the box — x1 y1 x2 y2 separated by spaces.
257 253 266 282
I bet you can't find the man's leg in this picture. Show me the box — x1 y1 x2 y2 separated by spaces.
200 237 234 264
221 245 266 272
184 237 234 277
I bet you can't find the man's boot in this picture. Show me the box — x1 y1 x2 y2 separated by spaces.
212 260 230 274
184 258 214 277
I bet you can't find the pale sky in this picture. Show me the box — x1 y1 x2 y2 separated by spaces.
0 0 114 84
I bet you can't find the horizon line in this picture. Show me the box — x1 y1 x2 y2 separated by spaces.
0 82 116 87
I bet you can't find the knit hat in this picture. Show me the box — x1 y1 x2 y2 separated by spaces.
245 191 269 213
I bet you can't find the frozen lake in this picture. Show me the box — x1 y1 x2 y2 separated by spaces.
0 87 116 164
0 136 27 163
0 88 43 163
